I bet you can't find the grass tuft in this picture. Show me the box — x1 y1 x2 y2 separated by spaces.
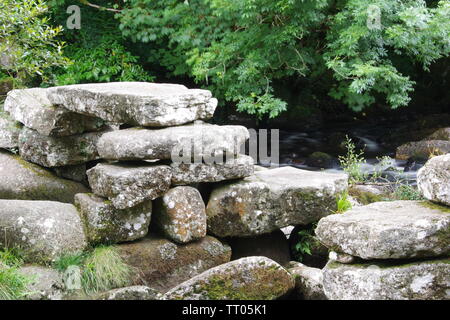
81 246 132 294
0 248 31 300
54 246 132 295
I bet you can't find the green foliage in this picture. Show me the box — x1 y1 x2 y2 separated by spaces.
293 224 319 262
393 184 424 200
0 0 68 86
54 246 132 295
338 136 368 184
0 266 32 300
54 38 154 85
53 252 86 272
48 0 153 86
336 192 353 213
325 0 450 111
0 248 25 268
116 0 450 117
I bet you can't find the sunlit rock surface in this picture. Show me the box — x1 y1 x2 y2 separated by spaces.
153 186 206 244
96 123 249 161
316 200 450 260
206 166 348 237
323 259 450 300
75 193 152 244
47 82 218 127
5 88 105 136
0 200 87 263
418 154 450 206
87 162 171 209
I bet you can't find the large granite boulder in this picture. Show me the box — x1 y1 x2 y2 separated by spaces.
417 154 450 206
162 257 295 300
206 166 348 237
323 259 450 300
315 200 450 260
87 162 172 209
288 262 327 300
0 200 87 262
171 155 254 185
0 150 88 203
396 140 450 160
18 127 103 167
117 235 231 293
0 109 21 149
4 88 105 136
75 193 152 244
96 123 249 161
153 186 206 244
19 266 65 300
47 82 218 127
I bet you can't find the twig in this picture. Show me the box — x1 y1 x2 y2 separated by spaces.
80 0 122 13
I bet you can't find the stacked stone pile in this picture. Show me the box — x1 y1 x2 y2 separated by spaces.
0 81 350 299
315 199 449 300
280 154 450 301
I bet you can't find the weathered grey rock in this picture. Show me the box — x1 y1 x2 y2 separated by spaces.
206 166 348 237
97 123 249 161
427 127 450 141
328 251 356 264
47 82 218 127
226 230 291 266
19 266 65 300
18 127 103 167
4 88 106 136
153 186 206 244
162 257 295 300
323 259 450 300
0 109 21 149
396 140 450 160
53 164 87 184
0 150 88 203
288 262 327 300
418 154 450 206
87 162 172 209
316 200 450 260
75 193 152 244
171 155 254 185
96 286 160 300
117 235 231 293
0 200 87 262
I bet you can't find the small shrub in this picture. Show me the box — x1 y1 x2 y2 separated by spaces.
393 184 424 201
338 136 368 184
293 224 319 262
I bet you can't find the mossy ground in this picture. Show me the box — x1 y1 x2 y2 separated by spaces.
419 200 450 213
